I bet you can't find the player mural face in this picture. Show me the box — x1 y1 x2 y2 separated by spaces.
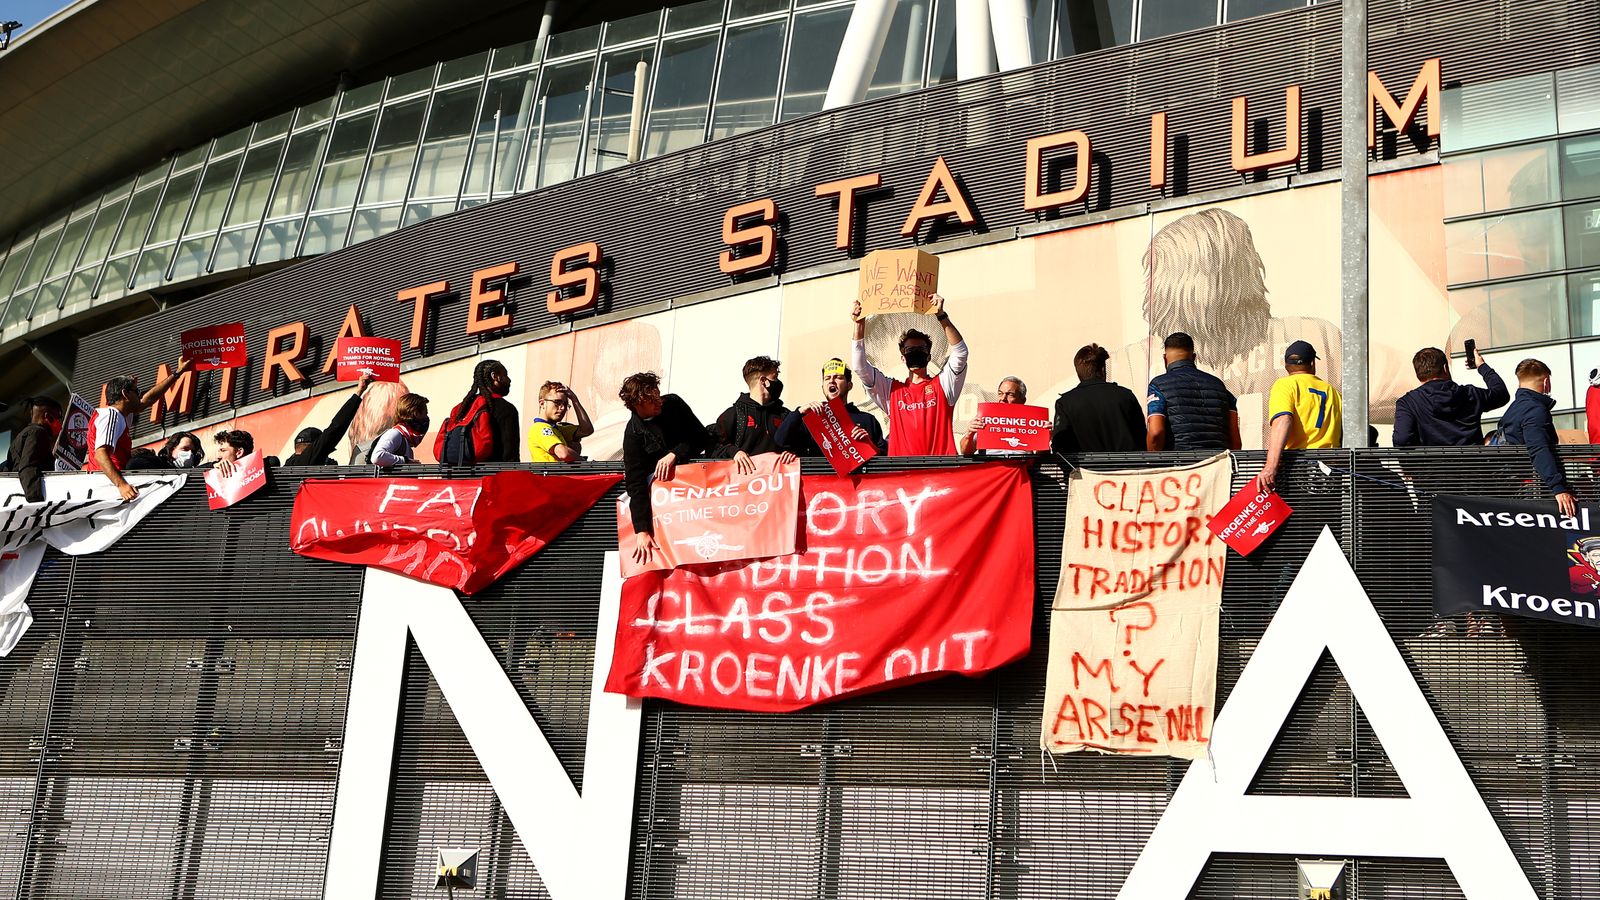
1142 208 1273 371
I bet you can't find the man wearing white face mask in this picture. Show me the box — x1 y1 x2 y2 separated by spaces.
157 432 205 469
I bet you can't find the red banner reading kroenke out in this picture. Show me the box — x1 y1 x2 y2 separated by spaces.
975 402 1051 452
291 471 619 593
617 455 800 577
1206 476 1292 556
605 462 1035 711
181 323 247 370
205 451 267 509
801 397 877 476
336 337 402 382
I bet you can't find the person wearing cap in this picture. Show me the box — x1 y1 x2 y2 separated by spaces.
284 373 375 466
850 292 968 456
1497 357 1577 518
528 380 595 463
960 377 1031 457
775 359 885 456
1259 340 1342 493
1144 332 1241 452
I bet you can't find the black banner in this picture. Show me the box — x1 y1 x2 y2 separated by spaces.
1433 495 1600 627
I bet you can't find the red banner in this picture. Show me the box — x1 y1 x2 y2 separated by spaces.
975 402 1051 452
291 471 620 593
606 462 1035 711
335 337 402 382
617 455 799 577
1207 476 1292 556
205 452 267 509
801 398 878 475
180 323 247 370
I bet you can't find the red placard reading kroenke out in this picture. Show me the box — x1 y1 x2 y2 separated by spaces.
974 402 1051 452
336 337 402 382
1206 476 1293 556
802 397 878 475
180 323 247 370
204 451 268 510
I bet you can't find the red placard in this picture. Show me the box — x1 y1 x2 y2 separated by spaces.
975 402 1051 452
204 452 268 509
53 393 96 470
1206 476 1293 556
290 472 620 593
605 462 1036 712
336 337 402 382
617 455 799 577
180 323 247 371
802 397 878 475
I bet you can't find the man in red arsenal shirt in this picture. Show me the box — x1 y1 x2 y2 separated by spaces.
849 292 968 456
87 358 193 501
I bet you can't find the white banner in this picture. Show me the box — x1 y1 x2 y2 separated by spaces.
0 473 187 656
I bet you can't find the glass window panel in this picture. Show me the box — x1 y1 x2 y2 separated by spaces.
253 111 295 142
33 278 67 317
1565 202 1600 269
74 196 127 275
389 66 434 98
136 164 169 190
211 226 260 272
226 139 286 228
168 236 214 282
1139 0 1218 40
1226 0 1305 21
298 96 337 125
61 269 98 314
780 7 852 121
1561 135 1600 201
184 154 243 238
96 256 133 302
131 244 170 290
645 33 718 156
1441 155 1485 219
439 51 489 85
0 236 37 297
730 0 787 18
255 220 305 264
14 222 64 291
1448 278 1568 348
667 0 723 32
1557 63 1600 134
145 169 201 246
606 10 661 46
349 206 403 245
212 125 251 157
710 20 787 141
929 0 958 84
110 186 161 255
360 99 426 205
339 82 384 114
3 287 37 329
1571 271 1600 338
524 60 595 189
867 0 934 100
43 215 92 283
491 41 537 72
1443 143 1558 218
402 202 451 228
171 146 207 173
1442 74 1557 152
1445 209 1565 285
299 212 352 256
464 73 538 196
412 85 482 200
548 24 601 58
311 112 377 212
588 46 655 174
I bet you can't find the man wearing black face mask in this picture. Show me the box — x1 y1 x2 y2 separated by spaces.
849 293 968 456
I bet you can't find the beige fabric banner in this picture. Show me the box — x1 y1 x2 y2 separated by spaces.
1041 452 1231 759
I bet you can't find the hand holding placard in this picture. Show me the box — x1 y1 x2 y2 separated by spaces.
857 249 939 317
335 337 401 382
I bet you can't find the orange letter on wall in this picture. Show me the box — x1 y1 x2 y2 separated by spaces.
1369 58 1440 149
467 263 518 335
321 303 369 375
1024 130 1091 212
148 362 197 423
1230 85 1301 173
259 321 309 392
900 157 977 238
719 200 777 275
397 280 450 350
815 173 881 251
546 243 601 314
1150 112 1168 189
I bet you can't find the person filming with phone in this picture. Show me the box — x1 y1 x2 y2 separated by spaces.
1392 342 1508 448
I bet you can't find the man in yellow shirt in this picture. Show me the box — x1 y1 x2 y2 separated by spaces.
527 381 595 463
1260 340 1342 492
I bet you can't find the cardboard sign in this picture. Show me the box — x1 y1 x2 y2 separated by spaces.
975 402 1051 452
802 397 878 475
180 323 247 370
336 337 402 382
1207 477 1293 556
858 248 939 317
617 455 800 577
205 451 268 510
53 393 96 470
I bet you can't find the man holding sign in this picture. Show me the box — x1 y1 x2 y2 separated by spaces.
960 376 1035 456
850 293 968 456
775 358 885 457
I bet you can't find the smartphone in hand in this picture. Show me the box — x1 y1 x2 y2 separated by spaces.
1464 338 1478 369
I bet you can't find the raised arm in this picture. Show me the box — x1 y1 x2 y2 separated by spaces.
134 357 194 414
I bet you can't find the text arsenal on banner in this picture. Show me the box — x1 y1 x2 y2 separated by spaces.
1434 494 1600 628
291 471 619 593
616 455 799 577
605 462 1035 712
1041 453 1231 759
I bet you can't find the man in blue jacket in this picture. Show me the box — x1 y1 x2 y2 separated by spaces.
1392 346 1508 446
1498 358 1576 517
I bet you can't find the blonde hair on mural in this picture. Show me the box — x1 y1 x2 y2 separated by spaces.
1142 208 1271 367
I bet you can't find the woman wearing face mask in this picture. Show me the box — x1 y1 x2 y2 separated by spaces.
158 431 205 469
370 394 430 468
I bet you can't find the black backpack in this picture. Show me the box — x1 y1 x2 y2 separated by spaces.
438 402 489 466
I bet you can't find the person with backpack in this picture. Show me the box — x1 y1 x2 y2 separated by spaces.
434 359 520 466
371 394 431 468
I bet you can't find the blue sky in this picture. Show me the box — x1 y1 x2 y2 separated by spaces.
4 0 71 34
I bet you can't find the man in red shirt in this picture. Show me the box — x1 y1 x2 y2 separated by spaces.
87 358 193 500
849 293 968 456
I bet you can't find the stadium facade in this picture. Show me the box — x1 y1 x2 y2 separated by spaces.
2 0 1600 898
